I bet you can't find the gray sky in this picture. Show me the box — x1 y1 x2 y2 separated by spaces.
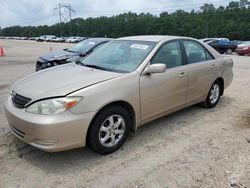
0 0 230 28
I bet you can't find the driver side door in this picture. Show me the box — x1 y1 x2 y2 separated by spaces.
140 40 188 123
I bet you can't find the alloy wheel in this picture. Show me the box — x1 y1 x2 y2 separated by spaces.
98 114 126 147
209 84 220 104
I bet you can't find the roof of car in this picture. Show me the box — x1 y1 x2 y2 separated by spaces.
85 38 113 42
117 35 191 42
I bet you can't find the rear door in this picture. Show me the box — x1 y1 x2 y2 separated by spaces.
140 40 188 122
181 40 218 104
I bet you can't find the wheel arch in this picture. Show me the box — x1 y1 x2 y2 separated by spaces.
86 100 137 145
215 77 224 96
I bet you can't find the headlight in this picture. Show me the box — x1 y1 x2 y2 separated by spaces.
37 57 46 63
26 97 82 115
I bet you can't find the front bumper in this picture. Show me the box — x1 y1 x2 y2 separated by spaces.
4 96 96 152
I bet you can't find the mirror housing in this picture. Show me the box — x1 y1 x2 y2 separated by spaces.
66 56 82 63
80 50 92 57
79 52 87 57
143 64 166 75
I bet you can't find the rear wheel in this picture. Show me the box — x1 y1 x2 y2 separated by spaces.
201 81 222 108
88 105 131 155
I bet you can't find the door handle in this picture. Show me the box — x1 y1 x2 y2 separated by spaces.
179 72 187 78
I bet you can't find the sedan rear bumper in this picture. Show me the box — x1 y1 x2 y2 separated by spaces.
4 96 96 152
235 48 250 55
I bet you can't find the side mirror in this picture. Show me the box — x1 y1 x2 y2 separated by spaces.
143 64 166 75
66 56 81 63
79 52 87 57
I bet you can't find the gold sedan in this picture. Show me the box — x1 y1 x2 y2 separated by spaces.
4 35 233 154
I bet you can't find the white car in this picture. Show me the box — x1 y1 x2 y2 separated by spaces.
66 36 79 43
37 35 56 42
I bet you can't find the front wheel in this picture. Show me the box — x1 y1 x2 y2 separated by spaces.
87 105 131 155
226 48 233 54
201 81 222 108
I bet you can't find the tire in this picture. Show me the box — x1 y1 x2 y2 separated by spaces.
201 81 222 108
88 105 131 155
226 48 233 54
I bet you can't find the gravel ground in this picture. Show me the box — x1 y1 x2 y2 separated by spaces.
0 39 249 188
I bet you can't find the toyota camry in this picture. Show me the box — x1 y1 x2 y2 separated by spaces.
4 35 233 154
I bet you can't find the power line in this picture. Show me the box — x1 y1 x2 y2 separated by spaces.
54 3 75 36
2 0 245 29
76 0 230 15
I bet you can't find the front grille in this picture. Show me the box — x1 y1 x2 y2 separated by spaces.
9 123 25 139
12 92 32 108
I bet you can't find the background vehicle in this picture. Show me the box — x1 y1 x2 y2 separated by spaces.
45 36 57 42
36 38 112 71
36 35 57 42
74 37 87 43
200 38 217 43
54 37 66 43
235 42 250 55
28 37 38 41
206 39 237 54
5 35 233 154
66 36 80 43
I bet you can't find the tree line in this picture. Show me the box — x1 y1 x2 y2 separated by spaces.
1 0 250 40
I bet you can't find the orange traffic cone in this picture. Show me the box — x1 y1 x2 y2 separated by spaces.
0 46 5 57
49 46 52 51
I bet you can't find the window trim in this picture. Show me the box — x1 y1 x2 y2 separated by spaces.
180 39 215 65
90 41 108 52
149 39 185 69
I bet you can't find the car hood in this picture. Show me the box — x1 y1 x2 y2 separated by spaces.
40 49 78 61
12 63 123 102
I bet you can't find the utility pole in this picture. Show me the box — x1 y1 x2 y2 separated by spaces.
59 3 62 37
206 21 209 38
69 5 73 36
54 3 75 37
69 5 72 36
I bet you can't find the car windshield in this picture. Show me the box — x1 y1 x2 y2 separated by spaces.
80 40 156 73
67 40 98 53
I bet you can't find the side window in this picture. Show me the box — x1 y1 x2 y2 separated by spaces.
183 40 214 64
151 41 183 69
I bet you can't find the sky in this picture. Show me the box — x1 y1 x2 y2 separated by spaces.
0 0 231 28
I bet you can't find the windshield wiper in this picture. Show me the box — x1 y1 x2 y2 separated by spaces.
65 49 76 53
81 63 109 71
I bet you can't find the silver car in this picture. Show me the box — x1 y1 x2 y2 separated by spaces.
4 35 233 154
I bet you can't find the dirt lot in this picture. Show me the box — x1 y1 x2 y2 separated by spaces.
0 39 250 188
